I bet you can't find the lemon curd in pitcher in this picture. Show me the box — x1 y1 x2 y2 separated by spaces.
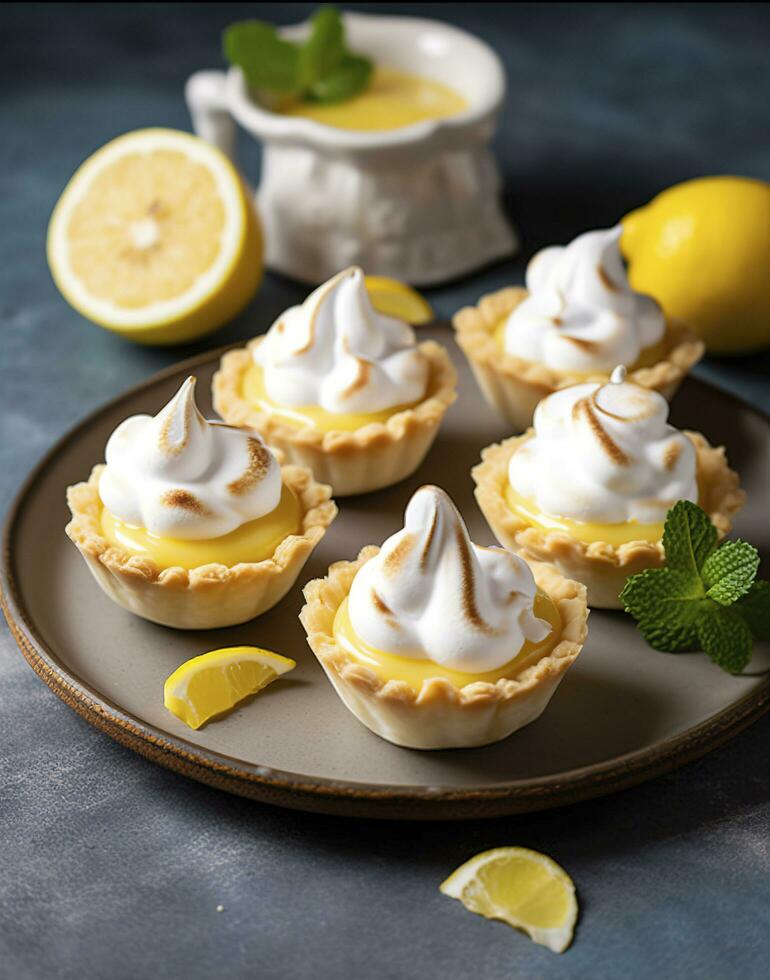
276 66 468 132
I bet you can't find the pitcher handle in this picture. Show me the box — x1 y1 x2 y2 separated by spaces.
185 71 237 164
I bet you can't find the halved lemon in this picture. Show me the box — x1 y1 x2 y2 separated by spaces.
440 847 578 954
164 646 295 730
47 128 262 346
364 275 434 325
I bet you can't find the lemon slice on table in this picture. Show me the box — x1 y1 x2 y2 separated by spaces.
47 128 262 346
364 275 434 325
440 847 578 954
164 646 295 730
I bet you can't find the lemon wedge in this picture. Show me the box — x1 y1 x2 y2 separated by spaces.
364 275 434 325
440 847 578 954
47 128 262 346
164 646 295 730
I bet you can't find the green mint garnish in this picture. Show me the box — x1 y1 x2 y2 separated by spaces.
735 580 770 640
660 498 717 578
620 567 704 652
308 54 373 105
620 500 768 674
696 606 753 674
224 22 301 94
223 7 372 105
297 7 345 91
701 539 759 605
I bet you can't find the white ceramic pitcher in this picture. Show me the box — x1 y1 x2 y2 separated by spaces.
186 11 516 286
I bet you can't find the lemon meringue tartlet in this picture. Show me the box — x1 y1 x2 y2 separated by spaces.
453 226 704 431
213 267 457 496
66 377 336 629
300 486 587 750
473 367 745 609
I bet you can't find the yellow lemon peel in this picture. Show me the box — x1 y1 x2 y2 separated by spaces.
364 275 434 325
622 176 770 354
440 847 578 954
164 646 295 730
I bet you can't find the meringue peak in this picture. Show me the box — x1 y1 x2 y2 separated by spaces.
348 485 550 673
99 377 282 540
509 376 698 525
154 376 206 459
505 226 666 373
253 267 428 415
403 486 495 634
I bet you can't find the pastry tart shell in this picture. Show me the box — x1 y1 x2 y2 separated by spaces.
300 546 588 750
453 286 705 431
66 463 337 630
473 430 746 609
212 339 457 497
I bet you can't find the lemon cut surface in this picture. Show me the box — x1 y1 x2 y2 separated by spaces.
164 646 296 730
47 128 262 345
440 847 578 954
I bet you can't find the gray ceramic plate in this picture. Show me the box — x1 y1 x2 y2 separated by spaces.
2 327 769 819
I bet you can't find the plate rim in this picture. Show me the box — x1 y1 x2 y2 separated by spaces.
3 343 769 819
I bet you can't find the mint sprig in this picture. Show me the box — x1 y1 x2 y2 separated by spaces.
223 7 373 105
620 500 768 674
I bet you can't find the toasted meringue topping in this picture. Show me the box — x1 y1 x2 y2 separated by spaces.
503 227 665 372
508 368 698 525
252 267 429 414
347 486 551 673
99 377 282 540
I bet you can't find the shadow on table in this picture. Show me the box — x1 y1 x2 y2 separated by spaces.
146 708 769 873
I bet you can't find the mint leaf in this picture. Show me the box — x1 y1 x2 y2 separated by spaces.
620 567 703 651
298 7 345 90
696 605 753 674
308 53 373 104
701 540 759 606
662 499 717 577
622 500 766 674
224 21 300 93
735 580 770 640
224 8 372 104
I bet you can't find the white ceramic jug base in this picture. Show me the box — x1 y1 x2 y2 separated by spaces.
258 144 517 286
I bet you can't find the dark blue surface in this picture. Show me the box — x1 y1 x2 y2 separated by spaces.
1 4 769 978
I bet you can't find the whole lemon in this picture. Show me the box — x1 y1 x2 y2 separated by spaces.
621 176 770 354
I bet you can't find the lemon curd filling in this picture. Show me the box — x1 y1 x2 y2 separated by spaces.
333 592 561 690
276 66 467 132
100 483 301 569
492 319 669 376
505 484 664 545
242 362 419 433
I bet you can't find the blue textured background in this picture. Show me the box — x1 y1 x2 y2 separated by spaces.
1 4 769 978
